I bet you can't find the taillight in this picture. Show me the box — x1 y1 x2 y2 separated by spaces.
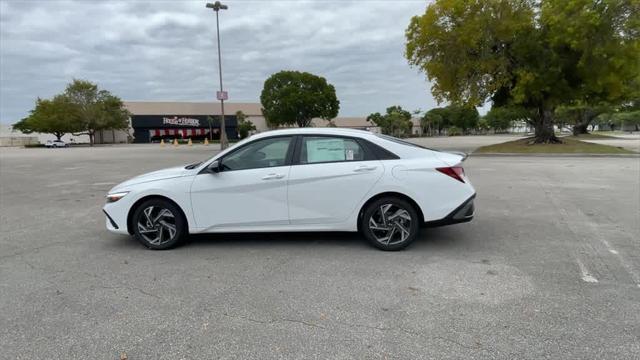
436 166 465 183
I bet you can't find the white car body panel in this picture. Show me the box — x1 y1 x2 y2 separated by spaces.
190 165 291 230
103 128 476 236
287 160 384 225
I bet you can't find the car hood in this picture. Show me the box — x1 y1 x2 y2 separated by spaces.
110 166 190 191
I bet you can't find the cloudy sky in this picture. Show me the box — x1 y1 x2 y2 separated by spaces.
0 0 465 124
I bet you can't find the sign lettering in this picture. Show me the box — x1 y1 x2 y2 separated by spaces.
162 116 200 127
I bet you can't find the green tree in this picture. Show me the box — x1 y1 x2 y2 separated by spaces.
477 118 490 134
367 106 413 137
260 70 340 128
612 110 640 131
405 0 640 143
421 107 451 135
12 95 82 140
65 79 129 146
448 105 479 134
556 104 612 135
235 110 256 139
485 107 516 133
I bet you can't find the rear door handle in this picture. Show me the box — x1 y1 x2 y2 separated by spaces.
353 165 377 172
262 173 285 180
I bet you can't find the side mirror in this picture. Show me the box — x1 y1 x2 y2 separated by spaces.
208 160 221 173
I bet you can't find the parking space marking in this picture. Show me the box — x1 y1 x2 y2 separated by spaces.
576 258 598 283
586 223 640 289
541 175 640 288
45 180 79 187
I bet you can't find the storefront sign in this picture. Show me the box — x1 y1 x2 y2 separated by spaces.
162 116 200 127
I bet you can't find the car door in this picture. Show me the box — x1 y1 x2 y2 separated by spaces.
190 135 295 230
287 135 384 225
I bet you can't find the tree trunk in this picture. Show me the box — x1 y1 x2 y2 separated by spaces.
532 105 561 143
572 123 589 136
55 133 63 141
89 131 95 146
572 109 596 136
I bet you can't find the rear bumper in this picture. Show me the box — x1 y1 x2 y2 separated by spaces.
424 194 475 227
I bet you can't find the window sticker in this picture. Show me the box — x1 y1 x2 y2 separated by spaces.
345 149 354 161
306 138 346 162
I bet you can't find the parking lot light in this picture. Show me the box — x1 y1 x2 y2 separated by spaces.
205 1 229 149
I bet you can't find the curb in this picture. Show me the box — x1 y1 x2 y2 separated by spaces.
470 152 640 158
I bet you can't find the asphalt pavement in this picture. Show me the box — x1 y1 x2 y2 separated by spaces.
1 144 639 359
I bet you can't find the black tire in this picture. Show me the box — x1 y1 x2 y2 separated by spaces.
360 196 420 251
132 198 187 250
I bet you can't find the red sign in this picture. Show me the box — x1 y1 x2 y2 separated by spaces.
216 91 228 100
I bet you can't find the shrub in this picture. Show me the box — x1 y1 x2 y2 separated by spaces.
447 126 462 136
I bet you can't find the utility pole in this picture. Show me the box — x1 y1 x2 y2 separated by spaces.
206 1 229 149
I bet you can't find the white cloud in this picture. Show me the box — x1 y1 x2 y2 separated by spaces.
0 0 445 123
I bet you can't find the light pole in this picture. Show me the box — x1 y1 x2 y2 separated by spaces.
206 1 229 149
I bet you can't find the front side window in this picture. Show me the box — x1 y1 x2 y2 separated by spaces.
301 136 365 164
222 136 293 171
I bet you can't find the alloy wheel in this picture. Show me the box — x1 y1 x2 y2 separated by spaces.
368 203 413 246
136 206 177 246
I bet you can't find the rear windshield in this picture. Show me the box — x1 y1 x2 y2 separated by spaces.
375 134 434 151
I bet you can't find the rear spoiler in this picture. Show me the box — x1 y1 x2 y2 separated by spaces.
446 151 469 162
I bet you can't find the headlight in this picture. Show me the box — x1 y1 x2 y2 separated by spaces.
105 191 129 203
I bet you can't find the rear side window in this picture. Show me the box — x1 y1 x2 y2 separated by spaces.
300 136 365 164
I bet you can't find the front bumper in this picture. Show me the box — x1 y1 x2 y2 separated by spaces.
424 194 475 227
103 208 129 235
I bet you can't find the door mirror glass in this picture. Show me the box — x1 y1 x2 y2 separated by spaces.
208 160 221 173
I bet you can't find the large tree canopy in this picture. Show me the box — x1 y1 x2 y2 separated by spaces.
260 70 339 128
65 79 130 145
13 79 129 145
13 95 82 140
367 105 413 137
405 0 640 143
484 106 531 133
420 105 479 135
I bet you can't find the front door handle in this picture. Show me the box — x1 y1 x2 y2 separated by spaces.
262 173 285 180
353 165 377 172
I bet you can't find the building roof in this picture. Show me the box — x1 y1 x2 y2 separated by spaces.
123 101 263 116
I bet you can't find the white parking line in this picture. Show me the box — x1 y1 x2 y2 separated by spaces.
576 258 598 283
45 180 79 187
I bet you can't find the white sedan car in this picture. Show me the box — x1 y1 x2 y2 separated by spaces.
103 128 475 251
45 140 68 148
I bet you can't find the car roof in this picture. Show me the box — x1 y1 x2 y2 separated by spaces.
250 127 374 139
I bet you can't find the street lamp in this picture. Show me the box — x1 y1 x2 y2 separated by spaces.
206 1 229 149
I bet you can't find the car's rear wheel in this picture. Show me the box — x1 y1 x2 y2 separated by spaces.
132 199 186 250
360 197 420 251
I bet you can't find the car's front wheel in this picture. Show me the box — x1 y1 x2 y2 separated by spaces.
132 199 186 250
360 197 420 251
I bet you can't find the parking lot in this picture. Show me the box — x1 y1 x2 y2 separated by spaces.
1 144 639 359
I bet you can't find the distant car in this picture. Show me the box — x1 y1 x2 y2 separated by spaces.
45 140 68 148
103 128 476 251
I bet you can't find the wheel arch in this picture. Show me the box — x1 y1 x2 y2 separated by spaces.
126 195 189 235
357 191 425 231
